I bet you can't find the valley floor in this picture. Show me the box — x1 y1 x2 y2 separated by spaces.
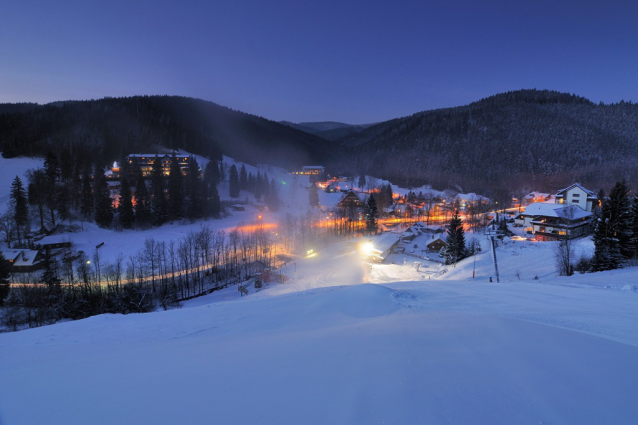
1 237 637 424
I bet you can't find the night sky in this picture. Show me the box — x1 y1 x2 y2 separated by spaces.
2 0 637 123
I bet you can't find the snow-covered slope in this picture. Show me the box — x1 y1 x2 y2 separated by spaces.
2 237 638 425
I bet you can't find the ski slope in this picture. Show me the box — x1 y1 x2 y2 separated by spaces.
2 237 638 425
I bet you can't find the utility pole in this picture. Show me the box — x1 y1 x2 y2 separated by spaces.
490 236 500 283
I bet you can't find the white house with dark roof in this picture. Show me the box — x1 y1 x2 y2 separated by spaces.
554 183 598 212
514 202 592 241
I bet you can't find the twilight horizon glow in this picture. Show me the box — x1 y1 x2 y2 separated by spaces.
1 0 637 123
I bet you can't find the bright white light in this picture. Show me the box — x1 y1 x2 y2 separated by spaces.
361 242 374 254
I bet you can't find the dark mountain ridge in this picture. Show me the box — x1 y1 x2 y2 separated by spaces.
1 90 636 195
280 121 374 141
0 96 329 170
331 89 638 194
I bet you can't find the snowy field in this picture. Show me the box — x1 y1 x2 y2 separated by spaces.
2 235 638 425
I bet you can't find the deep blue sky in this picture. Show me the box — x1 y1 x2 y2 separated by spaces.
2 0 637 123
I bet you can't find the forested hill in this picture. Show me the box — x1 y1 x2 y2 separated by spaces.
331 89 638 193
280 121 373 141
0 96 329 170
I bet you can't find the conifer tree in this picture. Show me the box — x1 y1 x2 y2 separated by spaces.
57 185 69 222
267 178 280 212
10 176 28 243
590 181 631 271
229 164 240 198
309 183 319 207
168 156 184 220
133 165 151 226
239 164 248 191
248 173 255 193
358 174 366 191
150 156 168 225
204 160 220 186
40 249 61 287
261 173 270 199
254 172 262 200
218 162 225 183
364 194 379 234
186 157 202 220
118 176 134 228
80 171 94 218
630 196 638 259
44 151 60 225
208 181 222 217
44 151 60 183
27 169 48 229
93 167 113 228
0 250 11 306
446 210 466 265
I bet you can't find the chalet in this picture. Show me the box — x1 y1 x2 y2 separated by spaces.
531 205 592 241
337 190 363 209
1 249 43 272
515 202 592 241
554 183 598 212
337 190 363 220
427 237 448 252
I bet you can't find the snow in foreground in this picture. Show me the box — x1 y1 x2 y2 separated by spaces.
1 239 638 425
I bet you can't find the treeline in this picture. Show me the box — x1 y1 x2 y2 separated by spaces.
2 152 224 248
2 225 279 330
589 181 638 271
114 156 223 229
1 204 360 331
332 89 638 193
229 163 281 211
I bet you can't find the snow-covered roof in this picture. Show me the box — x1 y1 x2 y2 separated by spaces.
522 203 591 220
11 250 41 267
427 237 447 247
38 235 71 245
521 202 566 216
370 233 401 255
554 205 592 220
338 190 361 203
128 152 189 158
1 249 21 262
555 183 595 198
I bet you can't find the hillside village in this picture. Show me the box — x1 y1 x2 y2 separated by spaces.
0 148 621 280
2 148 635 326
